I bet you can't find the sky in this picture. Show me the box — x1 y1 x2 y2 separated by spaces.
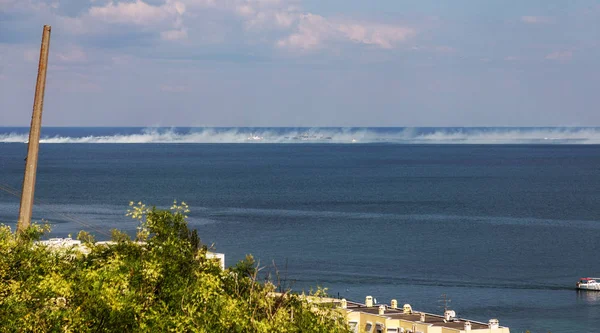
1 0 599 127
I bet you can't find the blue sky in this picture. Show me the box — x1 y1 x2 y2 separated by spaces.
1 0 599 126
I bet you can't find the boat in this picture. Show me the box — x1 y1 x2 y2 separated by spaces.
577 278 600 290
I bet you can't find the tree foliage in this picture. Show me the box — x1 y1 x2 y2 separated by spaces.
0 202 350 333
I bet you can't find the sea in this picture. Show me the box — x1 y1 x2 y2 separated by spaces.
1 127 600 333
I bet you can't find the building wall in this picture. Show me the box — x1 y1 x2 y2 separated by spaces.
343 307 509 333
206 251 225 270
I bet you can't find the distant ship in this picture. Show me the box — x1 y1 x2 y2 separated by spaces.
577 278 600 290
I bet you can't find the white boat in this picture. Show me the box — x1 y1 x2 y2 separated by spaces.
577 278 600 291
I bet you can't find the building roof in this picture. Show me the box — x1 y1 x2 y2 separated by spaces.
344 300 495 330
35 238 225 269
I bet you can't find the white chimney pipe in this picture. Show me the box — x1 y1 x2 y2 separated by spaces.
340 298 347 309
465 321 472 332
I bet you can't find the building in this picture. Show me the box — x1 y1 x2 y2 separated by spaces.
40 239 507 332
36 237 226 269
337 296 510 333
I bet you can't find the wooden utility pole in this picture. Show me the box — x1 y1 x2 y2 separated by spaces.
17 25 51 234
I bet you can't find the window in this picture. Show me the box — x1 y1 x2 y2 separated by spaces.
365 322 373 333
348 321 358 333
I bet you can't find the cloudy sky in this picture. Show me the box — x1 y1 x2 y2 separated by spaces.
1 0 599 127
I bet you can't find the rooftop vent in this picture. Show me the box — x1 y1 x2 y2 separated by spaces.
379 305 386 315
390 299 398 309
420 313 426 322
366 296 373 307
489 319 499 329
444 310 456 321
340 298 347 309
403 304 413 314
464 321 472 332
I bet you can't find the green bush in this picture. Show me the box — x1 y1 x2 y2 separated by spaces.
0 202 350 333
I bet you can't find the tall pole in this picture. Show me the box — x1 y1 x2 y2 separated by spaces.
17 25 51 234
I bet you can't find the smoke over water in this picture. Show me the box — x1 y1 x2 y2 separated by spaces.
1 127 600 144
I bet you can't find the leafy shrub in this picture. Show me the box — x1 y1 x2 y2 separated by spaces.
0 202 350 333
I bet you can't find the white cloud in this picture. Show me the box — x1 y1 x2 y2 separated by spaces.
229 1 301 31
337 22 413 48
181 0 414 50
89 0 185 26
55 45 87 63
277 13 415 51
274 11 295 27
56 0 188 40
521 16 552 24
235 4 255 17
161 28 188 41
545 50 573 61
276 13 326 49
12 0 415 53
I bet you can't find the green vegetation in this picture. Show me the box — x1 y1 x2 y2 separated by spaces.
0 202 350 332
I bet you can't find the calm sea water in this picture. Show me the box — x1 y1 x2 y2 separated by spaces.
1 127 600 333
